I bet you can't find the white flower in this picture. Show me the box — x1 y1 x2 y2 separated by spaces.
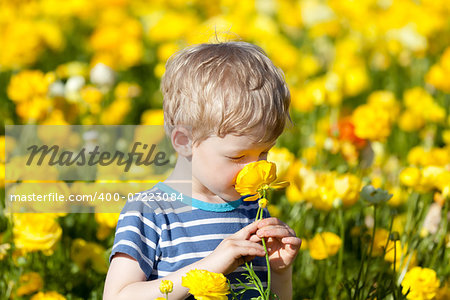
65 75 85 102
301 0 335 27
49 81 65 98
422 203 441 235
90 63 115 88
386 24 427 52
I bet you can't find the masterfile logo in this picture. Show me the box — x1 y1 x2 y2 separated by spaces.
4 125 191 213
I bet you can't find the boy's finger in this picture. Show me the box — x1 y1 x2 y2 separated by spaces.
249 234 262 243
281 236 302 247
257 226 296 238
257 217 285 228
233 220 261 239
233 240 266 257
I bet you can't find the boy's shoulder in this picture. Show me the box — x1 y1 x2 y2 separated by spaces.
119 181 265 221
121 183 192 216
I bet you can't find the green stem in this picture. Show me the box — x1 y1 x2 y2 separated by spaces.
314 261 324 299
337 208 345 285
165 292 168 300
262 237 271 299
404 192 419 242
244 262 266 297
361 206 377 300
262 190 271 298
393 241 397 300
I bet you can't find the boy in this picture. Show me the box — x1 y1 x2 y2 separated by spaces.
104 42 301 299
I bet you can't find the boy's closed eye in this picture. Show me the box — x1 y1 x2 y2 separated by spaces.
226 155 245 161
226 151 270 162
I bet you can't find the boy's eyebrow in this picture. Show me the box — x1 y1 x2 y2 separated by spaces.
228 143 276 153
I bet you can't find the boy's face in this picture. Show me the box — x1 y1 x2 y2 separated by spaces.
190 133 275 202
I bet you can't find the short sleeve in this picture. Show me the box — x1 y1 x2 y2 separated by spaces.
109 200 161 279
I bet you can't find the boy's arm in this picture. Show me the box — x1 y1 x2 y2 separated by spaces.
104 252 190 300
252 217 301 300
104 221 266 300
271 266 293 300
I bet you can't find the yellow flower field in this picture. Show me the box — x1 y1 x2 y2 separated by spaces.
0 0 449 299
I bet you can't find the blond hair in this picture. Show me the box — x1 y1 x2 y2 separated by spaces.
161 41 291 145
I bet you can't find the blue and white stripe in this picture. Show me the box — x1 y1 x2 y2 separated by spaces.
110 182 269 297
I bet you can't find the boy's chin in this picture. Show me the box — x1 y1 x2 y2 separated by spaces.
220 189 243 202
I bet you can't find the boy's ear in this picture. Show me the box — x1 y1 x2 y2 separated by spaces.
171 126 192 157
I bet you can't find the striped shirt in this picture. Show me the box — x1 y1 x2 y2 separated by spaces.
110 182 269 298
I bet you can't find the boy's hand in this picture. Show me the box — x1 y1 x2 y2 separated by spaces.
251 217 301 273
198 221 266 275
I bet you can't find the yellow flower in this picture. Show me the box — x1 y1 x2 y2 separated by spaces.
267 147 295 180
100 98 131 125
387 187 407 207
302 146 318 166
95 213 120 229
0 135 16 163
352 104 392 141
402 267 440 300
0 163 4 188
315 172 338 210
160 279 173 294
442 130 450 145
308 232 342 260
290 87 315 113
258 198 268 208
154 298 165 300
157 42 180 62
115 82 141 99
71 238 108 273
285 183 303 204
400 167 421 187
342 65 370 97
0 20 45 69
334 173 361 207
384 240 417 270
235 161 289 201
56 61 89 79
81 86 103 108
181 269 230 300
267 204 281 218
371 228 389 256
425 47 450 93
148 11 199 42
421 166 448 192
30 291 66 300
13 213 62 255
141 109 165 125
403 87 445 123
7 70 52 103
367 91 400 122
392 214 407 234
16 272 43 296
95 213 120 240
7 70 54 121
399 110 425 132
407 146 426 166
90 14 143 69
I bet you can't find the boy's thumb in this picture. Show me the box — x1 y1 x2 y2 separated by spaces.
233 220 261 239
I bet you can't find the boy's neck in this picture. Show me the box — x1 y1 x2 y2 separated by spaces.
164 157 233 204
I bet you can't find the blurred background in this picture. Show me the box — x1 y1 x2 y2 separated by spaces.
0 0 449 299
